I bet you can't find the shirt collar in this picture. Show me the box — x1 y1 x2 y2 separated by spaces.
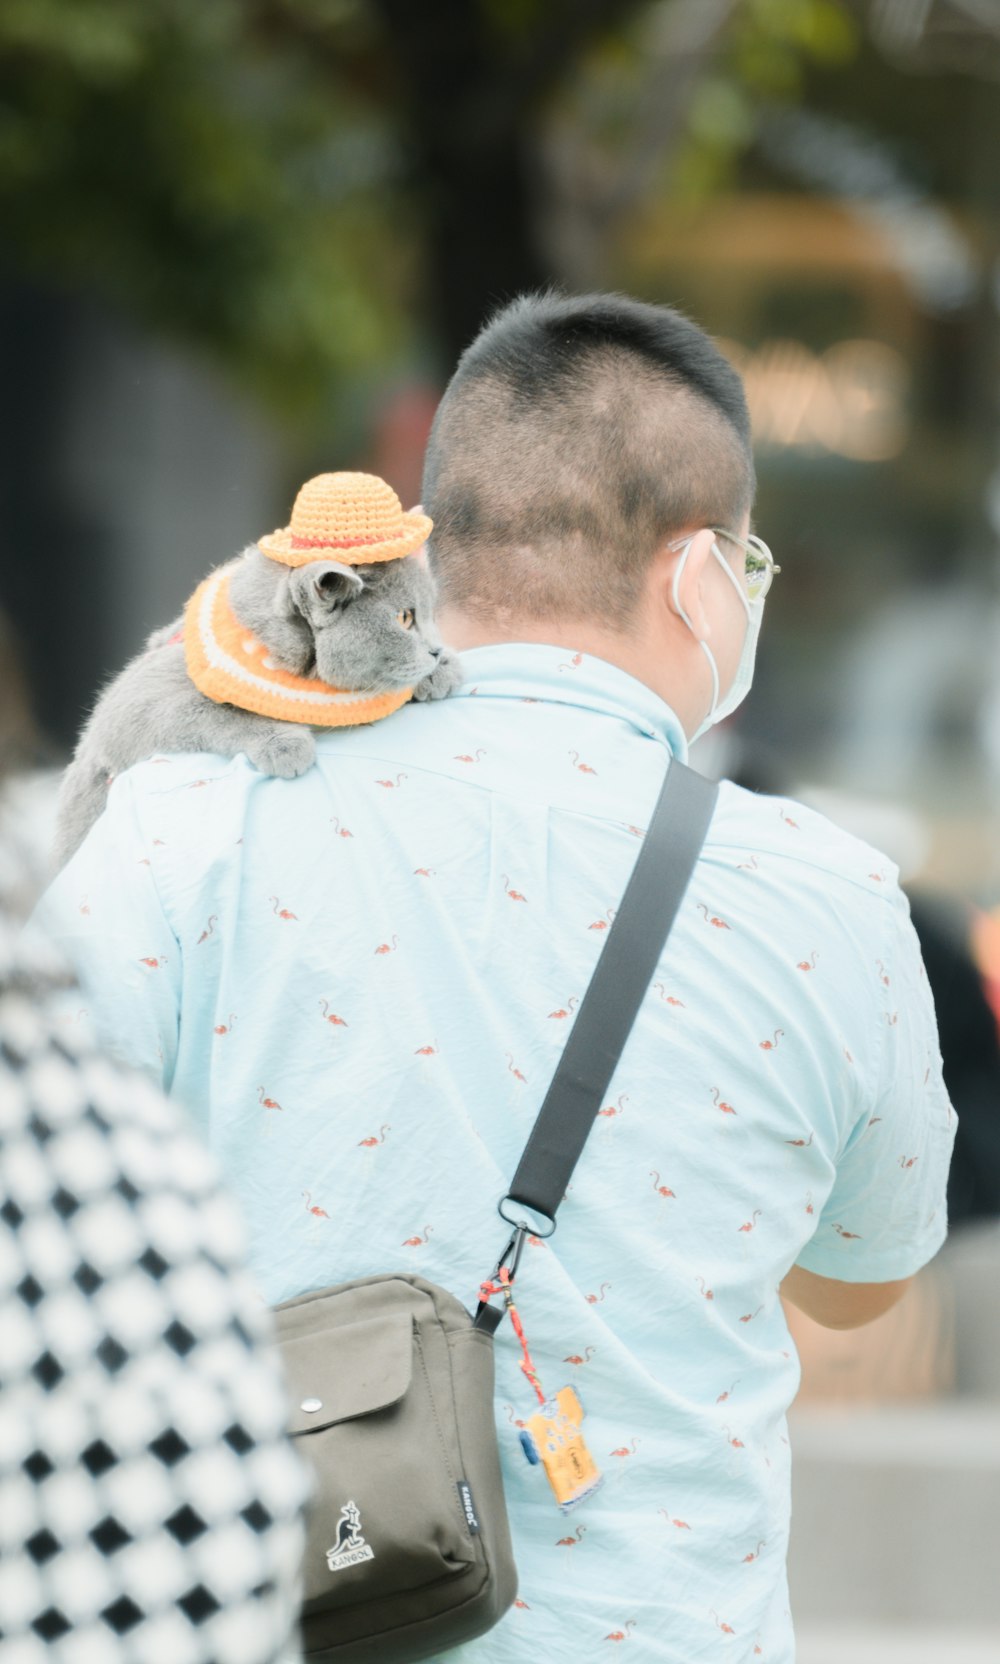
451 642 690 762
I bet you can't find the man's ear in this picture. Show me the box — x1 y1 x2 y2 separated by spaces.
285 561 365 626
666 529 714 642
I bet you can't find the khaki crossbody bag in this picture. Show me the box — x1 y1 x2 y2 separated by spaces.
273 759 717 1663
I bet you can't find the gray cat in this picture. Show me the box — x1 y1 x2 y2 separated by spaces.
55 546 461 866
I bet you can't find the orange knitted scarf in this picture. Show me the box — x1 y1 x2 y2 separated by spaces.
183 565 413 728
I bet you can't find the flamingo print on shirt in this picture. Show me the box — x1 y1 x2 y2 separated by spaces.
213 1014 237 1036
586 1284 612 1305
358 1125 390 1148
374 935 399 955
556 1525 586 1547
654 984 685 1007
454 749 486 764
650 1171 675 1198
603 1621 636 1642
270 897 297 921
759 1030 783 1052
138 955 167 969
598 1094 628 1119
375 773 407 788
563 1347 596 1367
303 1192 329 1219
796 951 817 972
319 1000 348 1027
506 1053 527 1084
502 874 528 902
402 1225 433 1247
658 1509 692 1531
697 904 731 930
196 915 217 944
549 997 579 1020
258 1087 283 1112
557 652 583 672
738 1211 762 1233
710 1088 737 1116
589 908 617 932
330 816 354 838
569 750 598 775
414 1041 439 1056
609 1439 639 1459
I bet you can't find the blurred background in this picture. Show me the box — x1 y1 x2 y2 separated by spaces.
0 2 998 1658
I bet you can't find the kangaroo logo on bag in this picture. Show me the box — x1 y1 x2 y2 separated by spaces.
326 1501 376 1573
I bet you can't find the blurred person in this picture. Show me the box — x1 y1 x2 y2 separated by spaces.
36 293 955 1663
1 661 309 1658
0 606 62 898
909 891 1000 1227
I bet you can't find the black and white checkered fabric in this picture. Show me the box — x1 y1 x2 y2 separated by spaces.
0 897 310 1661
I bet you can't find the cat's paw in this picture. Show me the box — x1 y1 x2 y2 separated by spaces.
412 649 463 702
244 725 316 778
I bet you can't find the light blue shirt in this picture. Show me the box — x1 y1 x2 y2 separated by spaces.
39 644 955 1663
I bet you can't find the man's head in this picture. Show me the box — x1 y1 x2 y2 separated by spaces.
422 291 755 635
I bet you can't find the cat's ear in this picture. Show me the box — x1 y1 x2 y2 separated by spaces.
285 561 365 626
408 506 429 569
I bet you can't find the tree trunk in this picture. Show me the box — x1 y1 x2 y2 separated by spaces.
370 0 643 370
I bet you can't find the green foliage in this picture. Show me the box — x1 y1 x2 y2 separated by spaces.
0 0 862 418
675 0 859 201
0 0 408 420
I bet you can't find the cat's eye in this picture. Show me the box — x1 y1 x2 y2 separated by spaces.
397 609 416 630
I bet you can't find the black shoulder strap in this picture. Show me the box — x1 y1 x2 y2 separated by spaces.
475 759 717 1330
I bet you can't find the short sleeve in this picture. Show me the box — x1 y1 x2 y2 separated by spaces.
796 882 957 1283
32 772 180 1090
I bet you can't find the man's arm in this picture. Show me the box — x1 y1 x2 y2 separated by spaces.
781 1264 913 1330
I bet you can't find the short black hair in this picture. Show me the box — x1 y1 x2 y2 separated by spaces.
423 291 755 631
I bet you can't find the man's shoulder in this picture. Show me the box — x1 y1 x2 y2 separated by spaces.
106 750 258 869
711 778 902 905
119 751 254 799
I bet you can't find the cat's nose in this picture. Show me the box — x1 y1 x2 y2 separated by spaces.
430 646 442 658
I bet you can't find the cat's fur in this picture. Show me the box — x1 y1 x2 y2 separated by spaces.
55 546 461 866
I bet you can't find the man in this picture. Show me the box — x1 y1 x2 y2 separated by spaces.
40 293 955 1662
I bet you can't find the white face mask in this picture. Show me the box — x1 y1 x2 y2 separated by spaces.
672 537 764 742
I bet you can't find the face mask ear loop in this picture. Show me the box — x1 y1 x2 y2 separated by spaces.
711 539 752 624
699 638 720 719
673 538 720 735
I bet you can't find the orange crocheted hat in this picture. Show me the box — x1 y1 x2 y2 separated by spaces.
258 472 432 568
